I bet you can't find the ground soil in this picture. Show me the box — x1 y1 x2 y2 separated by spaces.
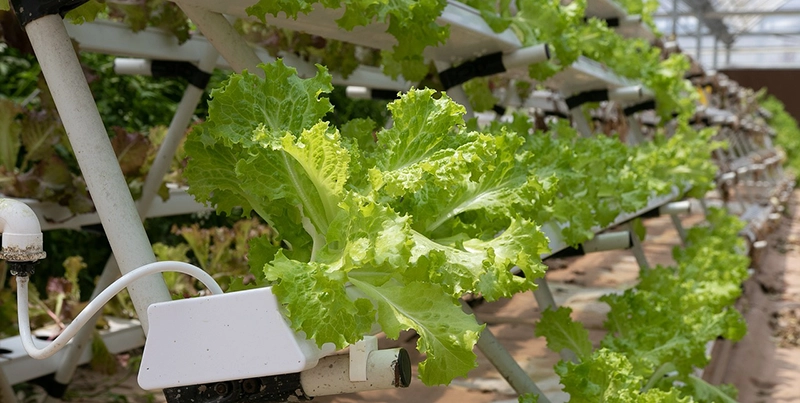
14 192 800 403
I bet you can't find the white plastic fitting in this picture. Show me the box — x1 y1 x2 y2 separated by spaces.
663 41 679 52
113 58 153 76
346 86 371 100
608 86 650 103
619 15 644 27
659 201 691 216
502 43 550 70
582 231 632 253
720 172 736 183
0 198 46 262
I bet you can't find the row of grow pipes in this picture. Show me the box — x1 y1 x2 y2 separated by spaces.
0 1 785 402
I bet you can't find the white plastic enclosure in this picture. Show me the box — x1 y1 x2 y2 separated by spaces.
138 287 333 390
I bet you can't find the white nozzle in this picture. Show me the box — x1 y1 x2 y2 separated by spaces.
659 201 691 216
0 199 45 262
582 231 632 253
502 44 550 70
346 86 371 100
621 15 643 27
720 172 736 182
113 58 153 76
608 86 648 103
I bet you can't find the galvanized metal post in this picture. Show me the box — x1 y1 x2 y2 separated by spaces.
626 222 650 271
725 43 732 66
461 302 552 403
672 0 679 37
713 38 719 70
695 14 703 62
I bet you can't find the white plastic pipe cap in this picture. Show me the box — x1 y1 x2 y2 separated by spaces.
0 199 45 261
608 86 645 103
502 44 550 70
582 231 631 253
346 86 371 100
113 59 153 76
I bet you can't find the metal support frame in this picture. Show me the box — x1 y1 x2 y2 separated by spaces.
670 214 688 245
569 107 593 136
0 369 15 403
695 12 703 61
671 0 679 38
626 117 645 145
461 302 552 403
625 222 650 271
712 38 719 70
725 43 732 66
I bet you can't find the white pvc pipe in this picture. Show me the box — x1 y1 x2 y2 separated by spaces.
0 199 45 261
300 349 411 396
113 58 152 76
346 86 371 100
501 44 550 70
659 201 692 215
16 261 222 360
176 4 263 76
582 231 632 253
25 15 171 331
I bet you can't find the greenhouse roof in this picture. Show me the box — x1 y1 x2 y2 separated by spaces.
655 0 800 69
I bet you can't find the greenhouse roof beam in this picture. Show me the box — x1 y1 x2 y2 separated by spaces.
654 9 800 18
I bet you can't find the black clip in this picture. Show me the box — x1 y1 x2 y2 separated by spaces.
623 100 656 116
438 52 506 90
370 89 401 101
565 89 609 110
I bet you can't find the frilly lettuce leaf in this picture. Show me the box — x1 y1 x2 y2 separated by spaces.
535 306 593 360
185 60 548 386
